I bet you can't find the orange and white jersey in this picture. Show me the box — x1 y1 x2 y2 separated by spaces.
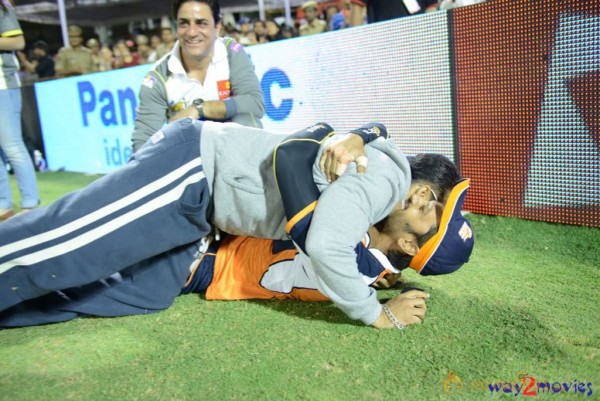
203 234 399 302
205 236 326 302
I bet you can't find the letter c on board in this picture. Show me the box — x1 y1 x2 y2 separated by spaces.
261 68 293 121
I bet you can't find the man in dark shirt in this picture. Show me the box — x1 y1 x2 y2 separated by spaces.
17 40 55 80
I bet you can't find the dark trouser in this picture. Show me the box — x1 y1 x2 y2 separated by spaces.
0 118 212 313
0 241 211 327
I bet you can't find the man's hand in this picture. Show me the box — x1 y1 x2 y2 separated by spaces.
169 106 199 123
319 133 367 182
168 100 227 123
371 290 429 329
371 273 402 289
16 50 27 63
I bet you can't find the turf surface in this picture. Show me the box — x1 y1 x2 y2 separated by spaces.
1 172 598 401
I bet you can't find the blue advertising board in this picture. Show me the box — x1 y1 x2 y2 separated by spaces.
35 11 453 174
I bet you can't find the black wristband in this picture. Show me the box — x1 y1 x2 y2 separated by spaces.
349 123 389 143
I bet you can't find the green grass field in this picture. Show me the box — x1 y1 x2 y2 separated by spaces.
1 172 599 401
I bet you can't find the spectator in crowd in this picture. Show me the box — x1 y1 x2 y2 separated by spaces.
16 40 55 80
111 40 127 68
112 39 141 69
221 23 242 42
238 17 257 46
280 24 296 39
337 0 352 25
325 4 348 30
349 0 422 26
299 1 327 36
265 18 284 41
341 0 352 16
155 26 175 59
325 4 339 24
325 4 340 30
0 0 40 220
252 19 268 43
54 25 95 77
98 44 114 72
243 30 259 46
110 40 122 68
131 0 265 151
86 38 103 72
121 40 140 68
135 34 157 64
419 0 441 12
238 16 251 36
150 34 162 56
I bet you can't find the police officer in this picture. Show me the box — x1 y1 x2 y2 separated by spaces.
55 25 95 77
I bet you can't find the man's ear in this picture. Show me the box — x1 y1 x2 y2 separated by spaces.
396 237 419 256
415 184 431 198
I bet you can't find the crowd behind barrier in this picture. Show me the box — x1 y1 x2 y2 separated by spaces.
15 0 490 84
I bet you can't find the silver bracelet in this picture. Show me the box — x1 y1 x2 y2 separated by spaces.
382 304 406 330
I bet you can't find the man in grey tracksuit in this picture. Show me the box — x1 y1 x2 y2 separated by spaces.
0 119 428 328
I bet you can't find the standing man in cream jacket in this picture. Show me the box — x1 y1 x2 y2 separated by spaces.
132 0 265 151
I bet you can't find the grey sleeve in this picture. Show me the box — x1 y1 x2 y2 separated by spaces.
131 71 169 151
305 162 405 325
0 6 21 34
224 44 265 128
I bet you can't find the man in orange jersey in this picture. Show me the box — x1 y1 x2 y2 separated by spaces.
0 229 406 327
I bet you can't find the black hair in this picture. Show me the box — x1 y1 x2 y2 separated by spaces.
172 0 221 24
408 153 462 203
387 251 413 271
373 153 461 269
374 153 460 231
33 40 48 52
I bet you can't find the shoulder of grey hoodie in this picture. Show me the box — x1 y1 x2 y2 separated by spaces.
304 135 412 325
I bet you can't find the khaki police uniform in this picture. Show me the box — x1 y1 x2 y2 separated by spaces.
55 46 95 76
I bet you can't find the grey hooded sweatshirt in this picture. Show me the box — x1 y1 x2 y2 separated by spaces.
199 121 412 325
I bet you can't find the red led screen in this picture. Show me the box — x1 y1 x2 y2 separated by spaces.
452 0 599 227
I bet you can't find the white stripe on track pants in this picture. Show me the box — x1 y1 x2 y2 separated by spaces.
0 118 212 312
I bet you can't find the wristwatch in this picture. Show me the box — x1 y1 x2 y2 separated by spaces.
192 98 204 119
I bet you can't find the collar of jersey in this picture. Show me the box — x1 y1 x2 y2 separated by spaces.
168 39 227 76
